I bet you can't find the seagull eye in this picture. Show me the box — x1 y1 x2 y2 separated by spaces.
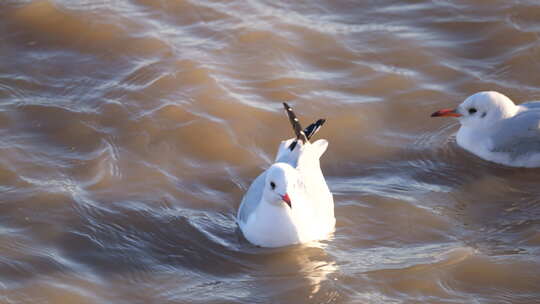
468 108 477 114
270 181 276 190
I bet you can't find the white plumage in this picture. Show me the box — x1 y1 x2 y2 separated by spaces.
432 91 540 167
236 104 335 247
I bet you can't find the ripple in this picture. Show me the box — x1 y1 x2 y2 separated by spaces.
2 0 540 303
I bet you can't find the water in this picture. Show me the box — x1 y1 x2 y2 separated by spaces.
1 1 540 303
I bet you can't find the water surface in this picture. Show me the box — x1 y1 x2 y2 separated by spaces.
1 1 540 303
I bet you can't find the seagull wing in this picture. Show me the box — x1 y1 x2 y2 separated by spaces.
490 111 540 159
295 139 334 229
520 101 540 110
237 171 267 226
303 119 326 141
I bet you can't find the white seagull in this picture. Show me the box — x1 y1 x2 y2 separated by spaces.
431 91 540 167
237 103 335 247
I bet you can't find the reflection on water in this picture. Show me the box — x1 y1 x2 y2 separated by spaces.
1 0 540 303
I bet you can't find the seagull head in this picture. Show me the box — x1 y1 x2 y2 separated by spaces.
263 163 300 209
431 91 518 128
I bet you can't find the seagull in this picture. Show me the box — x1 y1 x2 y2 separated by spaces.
431 91 540 167
236 103 335 247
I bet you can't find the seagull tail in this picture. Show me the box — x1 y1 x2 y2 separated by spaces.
283 102 308 151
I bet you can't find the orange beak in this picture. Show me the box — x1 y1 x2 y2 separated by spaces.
431 108 462 117
281 194 291 208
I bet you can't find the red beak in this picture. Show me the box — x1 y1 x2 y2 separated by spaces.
281 194 291 208
431 108 462 117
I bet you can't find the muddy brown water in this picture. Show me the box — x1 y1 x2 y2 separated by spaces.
1 1 540 303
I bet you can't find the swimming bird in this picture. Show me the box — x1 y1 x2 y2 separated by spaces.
236 103 335 247
431 91 540 167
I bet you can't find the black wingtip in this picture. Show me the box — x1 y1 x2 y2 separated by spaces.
303 118 326 141
282 102 307 150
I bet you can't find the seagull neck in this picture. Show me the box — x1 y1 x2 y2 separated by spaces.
259 195 290 213
256 199 295 228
